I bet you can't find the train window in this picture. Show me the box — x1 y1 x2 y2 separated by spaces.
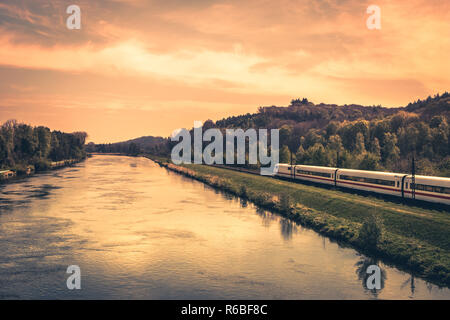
339 175 395 187
296 169 331 178
413 183 450 194
406 182 409 189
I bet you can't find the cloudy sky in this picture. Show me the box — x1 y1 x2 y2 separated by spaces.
0 0 449 142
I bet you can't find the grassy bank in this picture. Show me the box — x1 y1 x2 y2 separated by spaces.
148 156 450 287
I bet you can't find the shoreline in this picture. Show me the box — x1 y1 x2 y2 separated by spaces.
145 155 450 288
0 157 86 185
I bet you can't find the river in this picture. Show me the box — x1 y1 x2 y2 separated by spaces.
0 155 448 299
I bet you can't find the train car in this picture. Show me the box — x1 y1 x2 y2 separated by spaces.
275 164 337 185
293 165 337 185
403 175 450 205
275 163 294 178
336 168 404 197
274 163 450 206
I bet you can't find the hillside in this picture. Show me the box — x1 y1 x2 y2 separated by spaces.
405 94 450 119
89 93 450 176
86 135 169 156
215 99 399 132
212 94 450 176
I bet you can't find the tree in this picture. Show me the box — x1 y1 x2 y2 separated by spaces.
328 135 343 152
0 120 88 170
359 153 379 170
355 132 366 154
279 125 292 148
382 132 400 163
279 125 300 166
128 142 141 156
432 128 448 157
325 122 338 139
35 126 51 158
430 115 446 129
370 138 381 160
295 145 305 164
279 145 290 163
304 143 329 166
286 127 303 166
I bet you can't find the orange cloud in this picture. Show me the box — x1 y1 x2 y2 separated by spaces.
0 0 448 142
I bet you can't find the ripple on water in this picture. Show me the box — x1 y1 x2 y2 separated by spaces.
0 155 448 300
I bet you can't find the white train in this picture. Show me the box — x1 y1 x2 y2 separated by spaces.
275 164 450 206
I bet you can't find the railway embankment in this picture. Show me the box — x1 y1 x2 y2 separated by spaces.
148 156 450 288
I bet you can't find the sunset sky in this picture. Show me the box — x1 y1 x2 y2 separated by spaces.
0 0 449 142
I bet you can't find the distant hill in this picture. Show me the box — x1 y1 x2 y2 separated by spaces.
86 135 169 155
215 93 450 132
88 92 450 176
405 94 450 119
208 93 449 176
215 98 400 134
120 136 167 149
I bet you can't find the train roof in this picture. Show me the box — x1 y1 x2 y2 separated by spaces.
337 168 404 178
277 164 337 170
276 163 450 181
408 175 450 185
296 164 338 171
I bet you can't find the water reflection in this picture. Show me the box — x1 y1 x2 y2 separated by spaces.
0 155 448 300
401 276 416 298
255 208 276 229
279 219 298 241
355 255 387 298
400 275 436 298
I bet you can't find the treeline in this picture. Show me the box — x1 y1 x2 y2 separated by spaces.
86 136 170 157
279 111 449 176
220 94 448 176
91 93 450 177
269 94 450 176
86 142 142 156
0 120 87 173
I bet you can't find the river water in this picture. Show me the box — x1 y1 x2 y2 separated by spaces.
0 155 448 299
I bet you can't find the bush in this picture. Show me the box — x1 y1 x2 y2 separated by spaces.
239 185 248 198
12 163 29 175
253 192 272 207
279 192 293 213
33 159 51 172
358 214 383 250
218 179 238 194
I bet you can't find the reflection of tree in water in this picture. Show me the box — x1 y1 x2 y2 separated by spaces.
355 255 387 298
255 208 275 228
222 192 234 201
401 275 416 297
280 218 298 241
401 275 435 297
240 198 248 208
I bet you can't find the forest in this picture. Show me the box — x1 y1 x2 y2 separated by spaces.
89 93 450 177
0 120 87 174
214 93 450 176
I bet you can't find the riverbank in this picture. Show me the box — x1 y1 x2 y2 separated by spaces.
147 156 450 287
0 158 85 184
